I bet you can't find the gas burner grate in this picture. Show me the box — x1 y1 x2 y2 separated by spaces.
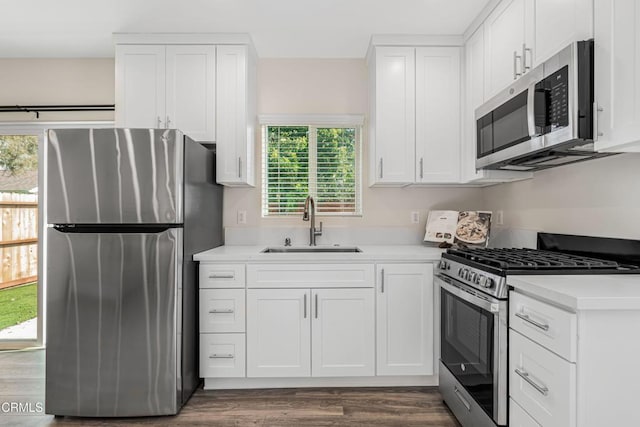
447 247 620 271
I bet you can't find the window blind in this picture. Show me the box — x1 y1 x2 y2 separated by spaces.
262 124 361 216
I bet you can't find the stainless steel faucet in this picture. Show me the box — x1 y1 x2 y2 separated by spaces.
302 195 323 246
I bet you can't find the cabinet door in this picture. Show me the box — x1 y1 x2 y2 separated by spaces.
376 264 434 376
594 0 640 152
312 288 375 377
166 45 216 141
216 45 255 186
531 0 593 67
371 47 415 185
484 0 528 97
462 26 486 183
115 45 166 129
462 26 532 184
415 47 461 183
246 289 310 377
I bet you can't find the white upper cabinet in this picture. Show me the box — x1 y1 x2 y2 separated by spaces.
415 47 461 183
369 47 416 186
115 44 215 141
114 34 256 187
482 0 593 99
165 45 216 141
368 42 466 186
462 26 532 183
115 45 166 129
594 0 640 153
530 0 593 67
484 0 530 98
216 45 256 186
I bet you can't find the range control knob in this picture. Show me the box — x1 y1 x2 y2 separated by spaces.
458 268 464 278
469 272 478 283
439 260 448 270
484 278 495 289
478 275 487 287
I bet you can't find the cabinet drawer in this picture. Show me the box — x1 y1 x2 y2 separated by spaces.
199 264 245 288
200 333 246 378
199 289 245 333
510 398 541 427
509 291 577 362
247 264 375 288
510 330 576 427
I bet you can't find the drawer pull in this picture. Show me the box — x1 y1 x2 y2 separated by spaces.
453 386 471 411
209 274 235 279
209 353 234 359
209 309 234 314
515 368 549 396
515 312 549 331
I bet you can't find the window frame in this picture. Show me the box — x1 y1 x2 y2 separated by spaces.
259 115 364 218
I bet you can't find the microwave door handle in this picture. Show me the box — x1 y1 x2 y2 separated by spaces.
527 82 540 138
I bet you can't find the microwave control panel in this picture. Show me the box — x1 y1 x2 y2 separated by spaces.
535 65 569 134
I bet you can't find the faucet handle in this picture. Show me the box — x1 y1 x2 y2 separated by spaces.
315 221 323 236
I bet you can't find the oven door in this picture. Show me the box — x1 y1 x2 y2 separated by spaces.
437 274 507 426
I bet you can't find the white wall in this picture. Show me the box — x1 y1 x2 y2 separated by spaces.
223 58 484 235
0 58 115 122
483 153 640 239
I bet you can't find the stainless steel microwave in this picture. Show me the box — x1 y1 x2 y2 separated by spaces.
475 40 613 171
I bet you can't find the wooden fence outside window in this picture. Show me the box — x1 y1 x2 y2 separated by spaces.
0 192 37 290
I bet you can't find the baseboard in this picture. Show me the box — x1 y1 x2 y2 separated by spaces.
203 375 438 390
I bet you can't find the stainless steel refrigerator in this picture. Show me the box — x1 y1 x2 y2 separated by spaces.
45 128 222 417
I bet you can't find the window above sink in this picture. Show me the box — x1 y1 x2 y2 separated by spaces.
259 114 364 218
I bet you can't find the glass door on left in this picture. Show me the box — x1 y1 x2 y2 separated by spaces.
0 131 41 348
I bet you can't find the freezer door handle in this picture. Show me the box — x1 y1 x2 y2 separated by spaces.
51 224 180 233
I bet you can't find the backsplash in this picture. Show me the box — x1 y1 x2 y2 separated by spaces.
225 225 538 248
225 226 429 246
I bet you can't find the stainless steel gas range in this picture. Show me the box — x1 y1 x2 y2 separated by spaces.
436 233 640 427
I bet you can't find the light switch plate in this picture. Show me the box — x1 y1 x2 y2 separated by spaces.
411 211 420 224
495 210 504 225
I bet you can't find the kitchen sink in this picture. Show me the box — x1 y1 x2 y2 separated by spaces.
261 246 362 253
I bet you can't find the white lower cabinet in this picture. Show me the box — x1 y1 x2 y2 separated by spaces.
200 333 246 378
246 288 311 377
376 263 434 375
247 288 375 378
200 261 437 386
510 330 576 427
312 288 375 377
510 398 541 427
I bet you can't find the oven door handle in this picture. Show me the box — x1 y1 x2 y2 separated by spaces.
436 276 501 313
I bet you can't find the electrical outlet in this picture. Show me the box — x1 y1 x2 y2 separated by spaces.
237 210 247 224
495 210 504 225
411 211 420 224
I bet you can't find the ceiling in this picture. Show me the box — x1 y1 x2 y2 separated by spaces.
1 0 490 58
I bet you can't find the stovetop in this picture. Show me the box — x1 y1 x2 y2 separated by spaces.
444 247 637 273
437 234 640 300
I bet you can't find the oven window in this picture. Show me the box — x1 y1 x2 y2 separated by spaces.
441 287 495 418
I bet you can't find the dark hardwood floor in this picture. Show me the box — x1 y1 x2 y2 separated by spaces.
0 349 460 426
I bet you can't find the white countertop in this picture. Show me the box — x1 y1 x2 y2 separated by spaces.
508 274 640 311
193 244 444 263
